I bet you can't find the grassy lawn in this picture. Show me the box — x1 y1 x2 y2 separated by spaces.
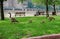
0 16 60 39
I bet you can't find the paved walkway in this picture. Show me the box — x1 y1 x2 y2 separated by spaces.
22 34 60 39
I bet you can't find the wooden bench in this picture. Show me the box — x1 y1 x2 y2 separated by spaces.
39 11 44 15
34 11 44 16
15 12 25 17
52 11 56 15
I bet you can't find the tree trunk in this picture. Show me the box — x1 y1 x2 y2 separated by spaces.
46 0 49 17
0 1 4 20
53 4 56 15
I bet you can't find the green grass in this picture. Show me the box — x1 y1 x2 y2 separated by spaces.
0 16 60 39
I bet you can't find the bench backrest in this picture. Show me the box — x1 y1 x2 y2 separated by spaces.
15 12 25 14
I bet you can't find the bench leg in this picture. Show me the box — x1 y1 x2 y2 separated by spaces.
15 14 16 17
24 14 25 16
